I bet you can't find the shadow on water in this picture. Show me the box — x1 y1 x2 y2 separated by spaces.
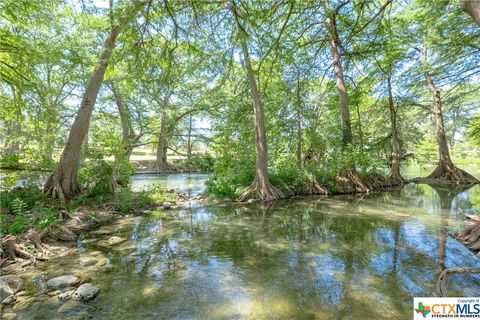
12 181 480 319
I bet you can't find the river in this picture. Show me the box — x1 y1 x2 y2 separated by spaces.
9 171 480 319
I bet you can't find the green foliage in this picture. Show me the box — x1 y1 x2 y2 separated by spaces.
0 153 21 169
186 154 215 172
147 184 179 203
8 214 27 235
78 159 134 198
0 182 44 213
205 169 254 199
114 189 155 214
35 205 58 229
468 114 480 148
11 198 27 215
78 160 115 196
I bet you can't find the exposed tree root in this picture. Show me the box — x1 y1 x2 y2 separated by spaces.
1 234 48 261
437 267 480 297
427 163 479 184
455 221 480 254
361 173 404 190
335 170 370 194
238 178 285 202
26 229 48 253
302 179 330 195
43 171 81 201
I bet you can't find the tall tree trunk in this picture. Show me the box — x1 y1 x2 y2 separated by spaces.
44 25 123 200
154 110 168 171
3 86 22 158
421 46 478 183
230 3 284 201
111 83 135 160
187 113 193 161
329 34 353 149
295 79 303 169
387 70 403 183
324 5 370 193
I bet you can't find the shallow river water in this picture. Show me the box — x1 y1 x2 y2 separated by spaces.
5 173 480 319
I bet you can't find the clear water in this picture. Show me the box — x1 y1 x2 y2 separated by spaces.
10 176 480 319
131 173 210 196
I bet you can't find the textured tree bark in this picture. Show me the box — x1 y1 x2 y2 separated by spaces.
325 5 369 193
295 79 303 169
111 83 135 160
187 113 193 161
421 46 478 183
460 0 480 25
387 71 403 184
44 25 123 200
231 3 284 201
154 110 168 171
3 86 22 158
329 32 353 149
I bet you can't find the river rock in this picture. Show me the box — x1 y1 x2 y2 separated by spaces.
58 300 81 313
58 289 75 301
80 258 99 267
1 295 15 305
72 283 99 301
13 296 35 310
162 202 172 209
1 313 17 320
107 236 125 245
46 275 80 289
0 275 23 301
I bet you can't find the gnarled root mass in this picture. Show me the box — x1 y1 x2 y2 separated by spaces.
427 163 479 184
238 178 285 202
437 267 480 297
455 221 480 254
1 230 50 262
43 170 81 201
335 170 370 194
303 179 330 195
362 173 404 190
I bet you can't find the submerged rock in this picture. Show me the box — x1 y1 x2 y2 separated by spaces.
107 236 125 245
58 300 81 313
0 275 23 301
1 295 15 305
46 275 80 290
58 290 75 301
72 283 99 301
1 313 17 320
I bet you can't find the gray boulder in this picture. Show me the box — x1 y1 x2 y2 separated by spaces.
46 275 80 290
72 283 99 301
0 275 23 301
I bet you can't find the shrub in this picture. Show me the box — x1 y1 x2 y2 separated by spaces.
186 154 215 172
0 182 44 213
205 169 254 199
148 184 179 203
78 159 135 197
114 189 155 214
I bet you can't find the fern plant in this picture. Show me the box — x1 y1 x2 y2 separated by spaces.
12 198 27 215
